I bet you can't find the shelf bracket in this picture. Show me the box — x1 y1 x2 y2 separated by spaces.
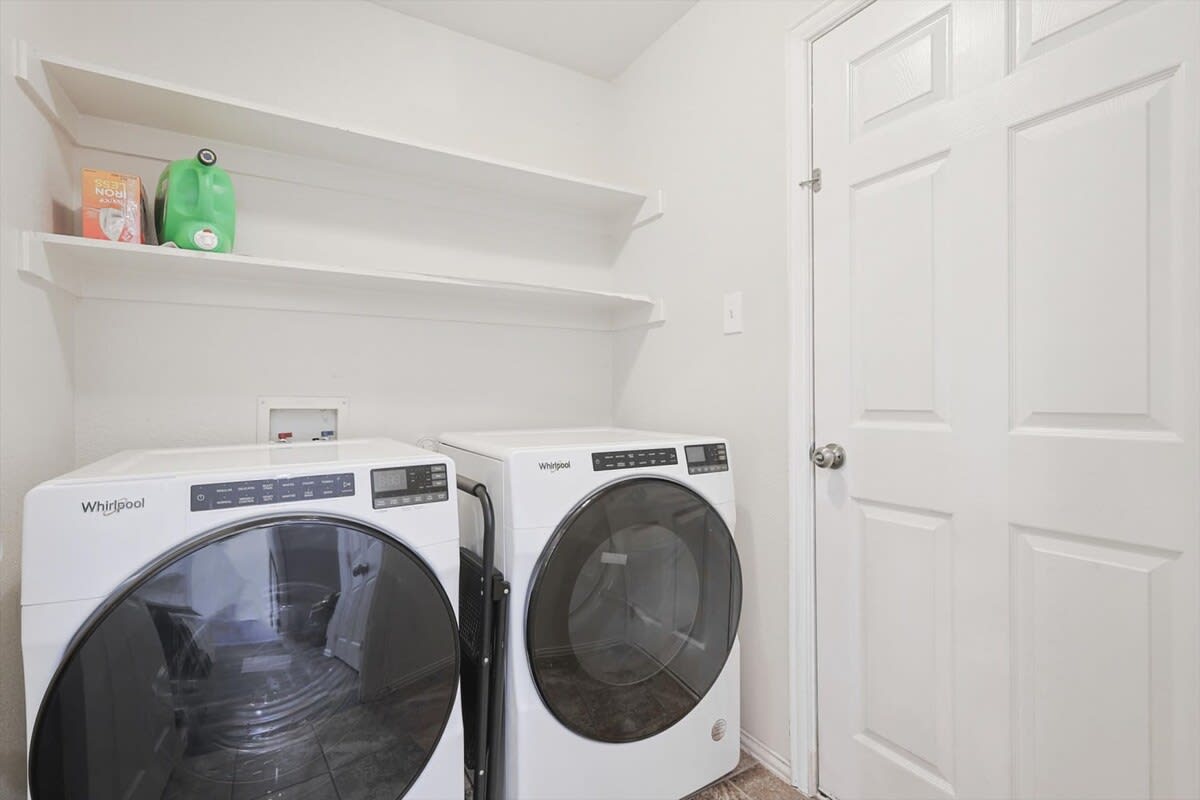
632 189 665 229
612 298 666 331
12 41 81 143
20 231 82 296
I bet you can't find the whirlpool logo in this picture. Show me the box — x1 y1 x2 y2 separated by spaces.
81 497 145 516
538 460 572 473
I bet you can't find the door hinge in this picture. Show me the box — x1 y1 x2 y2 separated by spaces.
798 168 821 193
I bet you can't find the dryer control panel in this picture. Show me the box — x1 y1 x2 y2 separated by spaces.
685 442 728 474
370 463 449 508
191 472 355 512
592 447 678 471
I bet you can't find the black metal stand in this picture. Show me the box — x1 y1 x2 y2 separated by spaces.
457 476 508 800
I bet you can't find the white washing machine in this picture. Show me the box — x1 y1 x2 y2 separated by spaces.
438 428 742 800
22 439 463 800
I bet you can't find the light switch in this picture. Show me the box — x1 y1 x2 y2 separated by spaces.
723 291 743 334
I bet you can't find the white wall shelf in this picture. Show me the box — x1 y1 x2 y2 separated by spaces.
22 233 665 332
13 41 664 237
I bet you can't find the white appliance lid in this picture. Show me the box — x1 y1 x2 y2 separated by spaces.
438 427 719 459
51 439 439 483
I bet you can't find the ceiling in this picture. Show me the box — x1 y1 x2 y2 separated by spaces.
372 1 697 81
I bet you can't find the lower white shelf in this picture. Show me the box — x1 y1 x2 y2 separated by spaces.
21 233 664 332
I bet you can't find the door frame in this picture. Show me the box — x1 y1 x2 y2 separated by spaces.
784 1 876 794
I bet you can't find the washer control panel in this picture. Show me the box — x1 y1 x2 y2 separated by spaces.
371 463 449 509
685 442 728 474
592 447 678 472
191 472 355 512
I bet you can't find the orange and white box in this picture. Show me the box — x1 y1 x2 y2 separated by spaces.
81 169 147 243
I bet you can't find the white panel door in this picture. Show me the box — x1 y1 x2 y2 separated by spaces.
327 530 382 671
811 2 1199 799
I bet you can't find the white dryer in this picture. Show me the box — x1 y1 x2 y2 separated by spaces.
438 428 742 800
22 439 463 800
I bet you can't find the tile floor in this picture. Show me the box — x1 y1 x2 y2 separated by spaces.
686 750 808 800
532 643 699 741
159 645 457 800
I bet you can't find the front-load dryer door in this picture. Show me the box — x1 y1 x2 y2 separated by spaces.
29 514 459 800
526 477 742 743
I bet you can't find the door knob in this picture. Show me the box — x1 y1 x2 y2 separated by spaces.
811 443 845 470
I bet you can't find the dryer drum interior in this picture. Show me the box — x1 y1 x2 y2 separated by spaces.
29 515 459 800
526 477 742 744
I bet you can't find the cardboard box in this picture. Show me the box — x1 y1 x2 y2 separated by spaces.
81 169 151 244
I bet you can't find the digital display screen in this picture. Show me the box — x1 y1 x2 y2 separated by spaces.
685 445 706 464
372 468 408 493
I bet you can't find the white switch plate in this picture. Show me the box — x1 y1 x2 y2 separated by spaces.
723 291 743 334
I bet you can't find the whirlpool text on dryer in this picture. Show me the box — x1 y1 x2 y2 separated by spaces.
80 497 145 516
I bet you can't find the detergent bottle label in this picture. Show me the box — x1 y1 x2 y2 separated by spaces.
193 228 219 251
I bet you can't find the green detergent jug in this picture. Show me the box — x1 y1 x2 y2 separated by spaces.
155 148 236 252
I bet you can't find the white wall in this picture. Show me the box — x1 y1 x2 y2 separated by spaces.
0 1 623 792
74 301 613 464
611 0 823 773
0 5 77 791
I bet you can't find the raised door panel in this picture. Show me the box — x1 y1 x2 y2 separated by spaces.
1010 72 1176 436
856 502 955 796
850 7 952 139
1013 527 1179 799
852 155 951 427
1010 0 1146 68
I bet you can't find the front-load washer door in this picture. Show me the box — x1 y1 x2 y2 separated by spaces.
526 477 742 743
29 514 459 800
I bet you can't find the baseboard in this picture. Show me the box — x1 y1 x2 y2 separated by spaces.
740 728 794 785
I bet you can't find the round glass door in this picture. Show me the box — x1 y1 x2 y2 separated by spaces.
526 477 742 743
30 515 458 800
